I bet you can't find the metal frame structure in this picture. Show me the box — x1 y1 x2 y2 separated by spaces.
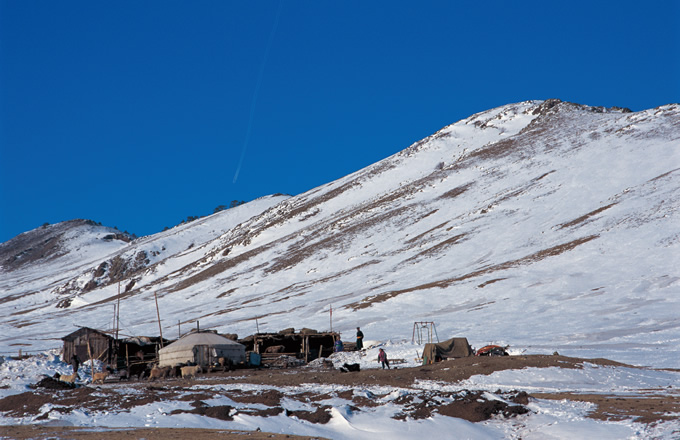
412 321 439 344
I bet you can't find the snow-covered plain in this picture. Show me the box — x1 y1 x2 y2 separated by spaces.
1 99 679 438
1 346 679 439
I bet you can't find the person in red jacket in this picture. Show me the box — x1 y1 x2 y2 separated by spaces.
378 348 390 369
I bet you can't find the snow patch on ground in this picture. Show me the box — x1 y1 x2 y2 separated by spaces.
1 343 680 439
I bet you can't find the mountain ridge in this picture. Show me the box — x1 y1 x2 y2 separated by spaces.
1 99 678 367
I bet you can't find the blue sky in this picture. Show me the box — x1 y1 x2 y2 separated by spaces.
1 1 678 243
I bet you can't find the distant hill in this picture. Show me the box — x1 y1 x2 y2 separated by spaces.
0 219 131 272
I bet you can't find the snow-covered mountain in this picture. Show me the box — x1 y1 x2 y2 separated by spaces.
1 99 678 368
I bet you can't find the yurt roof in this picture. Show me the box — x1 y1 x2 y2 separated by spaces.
160 332 243 352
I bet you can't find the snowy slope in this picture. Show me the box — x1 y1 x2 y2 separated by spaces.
0 220 131 309
0 196 288 348
1 99 678 369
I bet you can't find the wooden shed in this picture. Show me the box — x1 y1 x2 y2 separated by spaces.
62 327 116 366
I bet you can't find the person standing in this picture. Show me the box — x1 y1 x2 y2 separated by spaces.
378 348 390 369
70 353 80 374
355 327 364 351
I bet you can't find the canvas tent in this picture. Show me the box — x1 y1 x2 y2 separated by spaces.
422 337 472 364
158 331 245 368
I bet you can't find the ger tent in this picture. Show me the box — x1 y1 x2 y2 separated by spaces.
422 337 472 364
158 331 245 367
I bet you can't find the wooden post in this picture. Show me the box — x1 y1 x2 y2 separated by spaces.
116 282 121 340
154 292 164 348
87 340 94 380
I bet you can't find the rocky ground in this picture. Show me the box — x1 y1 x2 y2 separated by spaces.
2 354 679 439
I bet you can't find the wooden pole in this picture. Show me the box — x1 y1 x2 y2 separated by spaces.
154 292 164 348
116 282 121 340
87 340 94 380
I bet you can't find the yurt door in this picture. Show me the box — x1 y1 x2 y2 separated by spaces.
195 345 209 366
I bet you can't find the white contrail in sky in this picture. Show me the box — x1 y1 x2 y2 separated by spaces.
233 1 283 184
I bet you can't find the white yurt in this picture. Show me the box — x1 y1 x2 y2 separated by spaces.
158 331 245 367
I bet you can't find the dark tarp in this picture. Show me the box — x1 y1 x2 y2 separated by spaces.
422 337 472 364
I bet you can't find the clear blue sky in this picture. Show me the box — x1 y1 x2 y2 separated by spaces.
1 1 678 242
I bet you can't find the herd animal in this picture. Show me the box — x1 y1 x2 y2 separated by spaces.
57 373 77 383
180 365 202 379
264 345 285 354
56 357 213 387
148 364 203 380
340 362 361 372
148 365 172 381
57 371 109 385
92 371 109 384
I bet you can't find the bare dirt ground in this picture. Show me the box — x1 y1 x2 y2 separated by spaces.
2 354 679 439
0 426 322 440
